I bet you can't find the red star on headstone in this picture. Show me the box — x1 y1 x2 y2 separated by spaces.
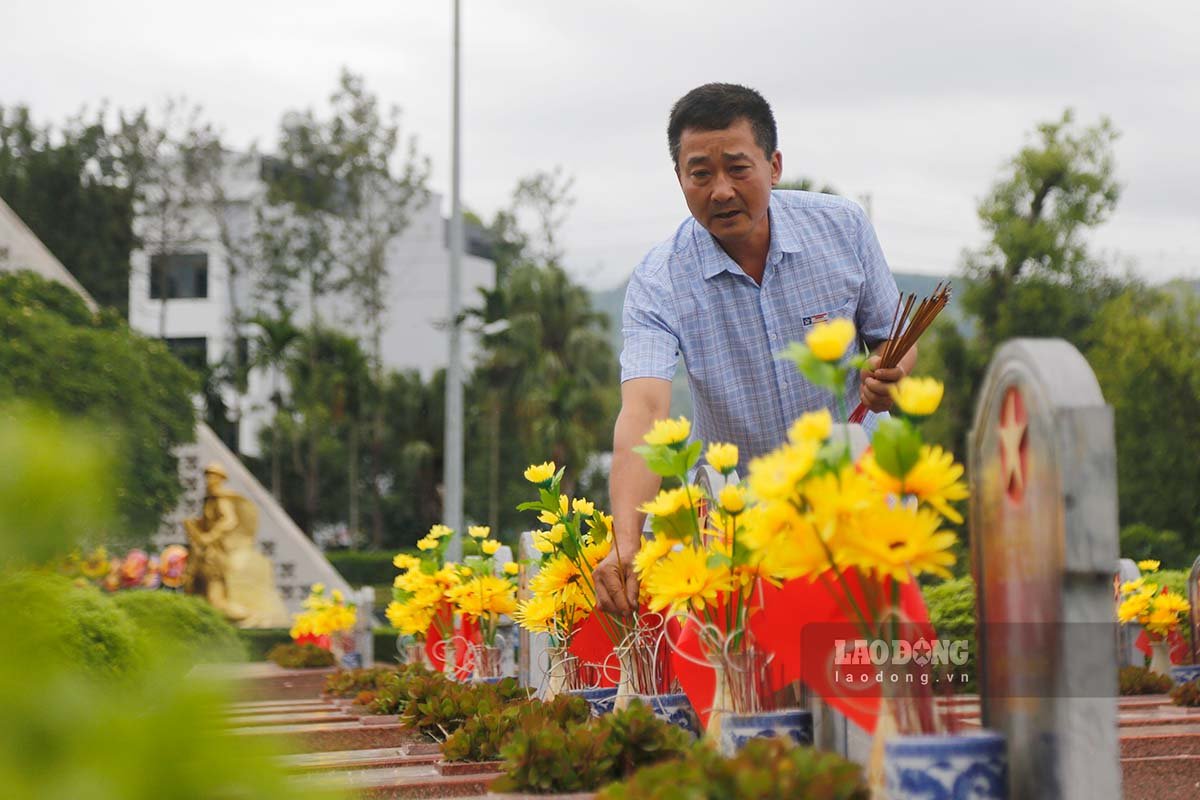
998 387 1028 503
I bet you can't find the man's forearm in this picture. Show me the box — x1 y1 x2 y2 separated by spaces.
609 413 663 563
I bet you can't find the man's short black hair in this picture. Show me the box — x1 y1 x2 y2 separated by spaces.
667 83 778 167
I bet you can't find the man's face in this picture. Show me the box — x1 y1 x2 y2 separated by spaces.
676 118 782 246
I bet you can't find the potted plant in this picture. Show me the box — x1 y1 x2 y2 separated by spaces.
388 527 462 674
1117 559 1191 679
289 583 358 665
448 526 518 681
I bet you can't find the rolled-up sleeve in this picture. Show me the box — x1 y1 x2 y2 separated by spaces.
620 269 679 383
853 207 901 349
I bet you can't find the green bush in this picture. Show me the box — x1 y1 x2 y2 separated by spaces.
1121 524 1192 571
0 571 148 683
326 550 405 586
598 738 867 800
921 576 977 693
373 626 400 663
323 667 397 698
238 628 293 661
267 643 336 669
399 674 531 739
113 591 246 665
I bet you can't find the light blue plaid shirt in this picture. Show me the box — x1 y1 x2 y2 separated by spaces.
620 190 901 466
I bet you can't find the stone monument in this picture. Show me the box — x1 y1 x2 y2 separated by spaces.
1190 555 1200 665
1114 558 1141 668
969 339 1120 800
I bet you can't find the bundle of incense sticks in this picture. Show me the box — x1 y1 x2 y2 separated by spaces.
847 282 952 424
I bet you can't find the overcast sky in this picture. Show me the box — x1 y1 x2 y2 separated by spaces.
3 0 1198 290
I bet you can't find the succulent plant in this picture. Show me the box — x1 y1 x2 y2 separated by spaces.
1170 678 1200 707
322 666 399 698
597 738 868 800
398 674 533 741
492 699 692 793
1119 666 1173 695
266 642 336 669
442 695 590 763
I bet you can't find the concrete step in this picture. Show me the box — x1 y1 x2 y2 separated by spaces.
278 747 441 773
289 764 497 799
227 710 359 727
1121 754 1200 800
230 720 422 754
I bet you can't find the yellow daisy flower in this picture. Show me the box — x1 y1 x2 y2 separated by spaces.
644 416 691 447
890 376 944 417
788 409 832 444
1137 559 1161 573
747 440 819 503
706 442 739 473
860 445 968 524
524 461 556 485
482 539 501 555
468 525 491 539
805 318 856 362
644 546 732 615
841 506 957 583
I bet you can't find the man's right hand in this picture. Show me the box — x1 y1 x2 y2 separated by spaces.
593 549 639 616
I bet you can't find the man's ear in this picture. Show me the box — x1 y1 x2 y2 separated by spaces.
770 151 783 186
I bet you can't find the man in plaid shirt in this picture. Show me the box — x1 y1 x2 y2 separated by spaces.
594 83 916 615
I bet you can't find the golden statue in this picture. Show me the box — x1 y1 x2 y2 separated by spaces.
183 462 289 628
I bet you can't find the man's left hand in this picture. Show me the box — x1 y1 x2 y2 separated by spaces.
859 355 905 413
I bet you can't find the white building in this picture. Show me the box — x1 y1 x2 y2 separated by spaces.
127 152 495 457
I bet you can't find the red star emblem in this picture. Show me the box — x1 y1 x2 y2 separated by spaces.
998 387 1028 504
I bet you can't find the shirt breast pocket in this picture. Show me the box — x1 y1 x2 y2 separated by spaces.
799 297 855 331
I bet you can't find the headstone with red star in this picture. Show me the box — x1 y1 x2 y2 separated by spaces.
969 338 1120 800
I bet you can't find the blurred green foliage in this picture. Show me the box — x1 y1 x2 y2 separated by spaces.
0 406 338 800
1121 524 1192 572
325 550 403 585
922 576 978 693
0 272 197 542
112 590 246 666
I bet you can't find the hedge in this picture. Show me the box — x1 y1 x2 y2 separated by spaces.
238 628 293 661
113 591 246 665
921 576 977 694
326 550 405 586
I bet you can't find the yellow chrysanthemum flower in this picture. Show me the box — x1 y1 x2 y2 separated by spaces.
513 595 558 633
416 536 438 551
429 524 453 539
639 487 694 518
803 466 882 546
718 484 746 515
644 546 732 615
1120 578 1145 594
468 525 491 539
503 561 520 577
890 376 944 417
449 575 518 619
644 416 691 447
1137 559 1161 573
860 445 968 524
747 440 819 503
311 582 326 594
533 530 557 554
805 318 856 362
1117 591 1153 624
482 539 501 555
582 538 612 570
739 503 826 581
788 409 832 444
706 442 739 473
841 506 957 583
393 553 420 571
572 497 595 517
633 537 675 579
587 512 614 540
524 461 556 485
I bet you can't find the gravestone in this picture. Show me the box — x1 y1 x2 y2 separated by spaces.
1114 559 1142 668
517 531 548 689
1190 555 1200 665
969 339 1120 800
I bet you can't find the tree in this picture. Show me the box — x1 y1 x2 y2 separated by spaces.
0 105 136 314
0 271 197 541
467 171 619 534
1087 289 1200 548
775 176 838 194
920 111 1131 454
322 69 430 549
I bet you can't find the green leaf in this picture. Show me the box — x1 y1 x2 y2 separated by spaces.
706 553 733 570
872 417 923 480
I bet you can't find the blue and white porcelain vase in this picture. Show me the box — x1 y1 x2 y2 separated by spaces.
717 709 813 756
568 686 618 716
632 693 701 737
884 729 1007 800
1171 664 1200 684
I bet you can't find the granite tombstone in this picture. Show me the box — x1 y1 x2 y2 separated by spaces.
969 339 1120 800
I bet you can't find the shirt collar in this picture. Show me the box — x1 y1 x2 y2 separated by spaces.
696 192 802 281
